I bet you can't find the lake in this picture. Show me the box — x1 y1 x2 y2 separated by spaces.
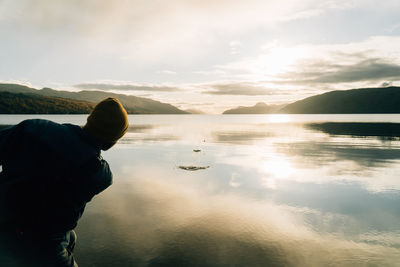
1 114 400 266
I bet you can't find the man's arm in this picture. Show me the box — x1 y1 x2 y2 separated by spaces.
47 156 113 232
0 126 16 166
86 157 113 201
72 156 113 203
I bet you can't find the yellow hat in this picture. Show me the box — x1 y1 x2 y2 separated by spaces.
84 98 129 145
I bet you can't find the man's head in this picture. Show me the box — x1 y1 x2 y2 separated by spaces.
83 97 129 150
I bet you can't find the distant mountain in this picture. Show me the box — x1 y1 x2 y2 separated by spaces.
223 102 286 114
280 87 400 114
0 91 95 114
184 108 205 114
0 83 188 114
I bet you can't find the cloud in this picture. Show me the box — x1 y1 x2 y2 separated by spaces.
213 36 400 92
281 57 400 85
175 102 215 106
75 80 295 97
74 82 182 92
157 70 177 75
192 70 227 76
0 79 34 88
201 82 292 96
314 59 400 83
0 0 360 62
3 0 356 33
229 40 241 55
382 81 393 87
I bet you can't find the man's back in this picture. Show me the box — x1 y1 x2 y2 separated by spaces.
0 98 128 266
0 119 112 233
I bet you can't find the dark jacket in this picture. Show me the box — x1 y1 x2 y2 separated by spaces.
0 119 112 234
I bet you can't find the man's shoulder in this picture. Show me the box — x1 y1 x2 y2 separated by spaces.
20 118 58 125
20 119 85 137
18 119 69 133
19 119 96 155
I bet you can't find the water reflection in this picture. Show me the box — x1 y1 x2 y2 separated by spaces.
307 122 400 139
75 175 400 267
128 124 155 133
1 115 400 266
276 141 400 167
260 157 293 179
213 131 275 144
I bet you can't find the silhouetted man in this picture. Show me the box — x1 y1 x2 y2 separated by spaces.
0 98 129 266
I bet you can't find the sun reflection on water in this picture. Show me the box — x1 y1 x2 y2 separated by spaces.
260 157 294 179
268 114 291 123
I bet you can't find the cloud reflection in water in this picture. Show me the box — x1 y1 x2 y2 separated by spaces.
73 118 400 266
3 115 397 266
76 173 400 266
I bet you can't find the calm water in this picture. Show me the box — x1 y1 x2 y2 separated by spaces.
1 114 400 266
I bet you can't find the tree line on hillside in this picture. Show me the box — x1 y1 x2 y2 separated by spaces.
0 91 143 114
0 92 95 114
223 87 400 114
0 83 187 114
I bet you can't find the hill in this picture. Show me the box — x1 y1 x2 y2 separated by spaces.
280 87 400 114
0 92 95 114
0 83 188 114
184 108 205 114
223 102 286 114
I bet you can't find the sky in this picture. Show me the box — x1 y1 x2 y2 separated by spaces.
1 0 400 113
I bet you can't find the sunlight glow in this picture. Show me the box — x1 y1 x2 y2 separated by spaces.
260 158 293 179
255 47 308 76
268 114 291 123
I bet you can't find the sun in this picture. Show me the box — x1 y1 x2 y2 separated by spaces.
255 46 308 76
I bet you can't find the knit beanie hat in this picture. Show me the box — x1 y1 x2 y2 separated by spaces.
84 97 129 144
